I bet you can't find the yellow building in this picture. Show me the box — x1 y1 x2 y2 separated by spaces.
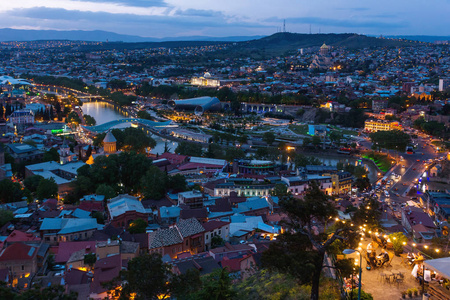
364 119 401 132
103 131 117 154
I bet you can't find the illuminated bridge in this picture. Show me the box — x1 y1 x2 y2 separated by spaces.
82 118 173 133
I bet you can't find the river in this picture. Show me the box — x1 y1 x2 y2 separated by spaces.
81 101 178 155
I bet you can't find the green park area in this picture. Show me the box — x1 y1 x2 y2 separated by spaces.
288 124 309 135
362 151 393 172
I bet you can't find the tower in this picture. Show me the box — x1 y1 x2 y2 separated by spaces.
59 140 72 165
103 130 117 154
283 19 286 33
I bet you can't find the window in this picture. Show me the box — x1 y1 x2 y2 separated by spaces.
21 265 24 271
186 240 188 246
219 230 221 235
206 234 209 240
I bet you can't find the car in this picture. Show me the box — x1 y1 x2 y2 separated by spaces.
417 159 421 162
413 168 416 170
402 165 405 168
52 265 65 271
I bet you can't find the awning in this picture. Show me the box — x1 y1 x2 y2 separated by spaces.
424 257 450 280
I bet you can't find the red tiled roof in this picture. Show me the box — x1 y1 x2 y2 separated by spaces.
5 230 40 243
78 201 104 212
221 256 241 272
55 241 98 264
178 163 223 171
0 243 37 261
159 153 188 165
90 254 122 294
202 221 230 232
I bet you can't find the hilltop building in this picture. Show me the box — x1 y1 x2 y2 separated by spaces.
309 43 333 70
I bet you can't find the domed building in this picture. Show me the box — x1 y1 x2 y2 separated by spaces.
103 131 117 154
309 43 333 70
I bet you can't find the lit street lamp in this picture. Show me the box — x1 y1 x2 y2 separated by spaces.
343 248 362 300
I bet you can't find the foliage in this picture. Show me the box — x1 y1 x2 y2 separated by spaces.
211 235 225 249
43 147 60 162
141 166 168 200
95 184 116 200
84 253 97 267
388 232 408 254
362 151 392 172
369 130 411 152
191 268 236 300
167 174 187 193
94 128 156 153
128 218 147 234
0 209 14 227
262 182 357 300
67 111 81 124
36 178 59 200
294 153 322 168
0 179 25 203
105 253 199 300
352 198 381 229
414 117 447 137
24 175 45 193
175 141 203 156
262 131 276 145
349 289 374 300
83 114 96 126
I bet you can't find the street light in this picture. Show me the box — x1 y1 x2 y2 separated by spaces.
343 249 362 300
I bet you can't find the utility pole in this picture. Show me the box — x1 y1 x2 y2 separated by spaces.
283 19 286 32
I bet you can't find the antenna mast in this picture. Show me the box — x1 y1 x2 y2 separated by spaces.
283 19 286 32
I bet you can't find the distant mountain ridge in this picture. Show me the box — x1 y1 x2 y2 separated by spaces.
385 35 450 43
0 28 264 42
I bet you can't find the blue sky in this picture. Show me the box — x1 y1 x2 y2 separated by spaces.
0 0 448 37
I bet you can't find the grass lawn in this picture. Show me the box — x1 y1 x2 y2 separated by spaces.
362 151 392 172
289 124 309 135
328 125 359 136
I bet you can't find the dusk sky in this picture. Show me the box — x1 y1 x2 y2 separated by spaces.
0 0 448 38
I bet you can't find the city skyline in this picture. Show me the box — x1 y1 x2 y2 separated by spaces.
0 0 449 39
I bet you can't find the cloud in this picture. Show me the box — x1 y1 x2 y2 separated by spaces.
73 0 168 7
265 16 407 29
3 6 269 37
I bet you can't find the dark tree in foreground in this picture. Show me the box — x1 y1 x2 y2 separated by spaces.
262 181 356 300
105 253 201 300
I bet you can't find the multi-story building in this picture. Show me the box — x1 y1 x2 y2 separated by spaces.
107 194 148 228
439 78 450 92
364 119 401 132
8 109 34 126
327 171 353 195
372 99 388 112
178 191 207 209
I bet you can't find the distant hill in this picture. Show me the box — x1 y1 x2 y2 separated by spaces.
237 32 416 51
0 28 264 43
385 35 450 43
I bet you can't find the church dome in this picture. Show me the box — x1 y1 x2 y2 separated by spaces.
103 131 117 143
320 43 329 49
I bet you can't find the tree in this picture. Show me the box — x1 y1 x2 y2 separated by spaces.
211 235 225 249
0 179 25 203
167 174 187 192
84 253 97 268
24 175 45 193
0 209 13 227
389 232 408 255
43 148 60 162
141 166 167 200
237 135 248 145
106 253 174 300
95 184 116 200
191 268 236 300
352 198 381 228
83 114 96 126
36 178 58 200
175 141 202 156
369 130 411 151
67 111 81 124
128 218 147 234
263 131 276 145
262 181 356 300
224 147 245 162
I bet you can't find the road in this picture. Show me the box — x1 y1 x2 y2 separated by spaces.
380 136 443 206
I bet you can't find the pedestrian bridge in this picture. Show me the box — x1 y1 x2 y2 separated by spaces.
82 118 172 133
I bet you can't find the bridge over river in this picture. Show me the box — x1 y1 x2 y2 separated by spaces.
82 118 173 133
